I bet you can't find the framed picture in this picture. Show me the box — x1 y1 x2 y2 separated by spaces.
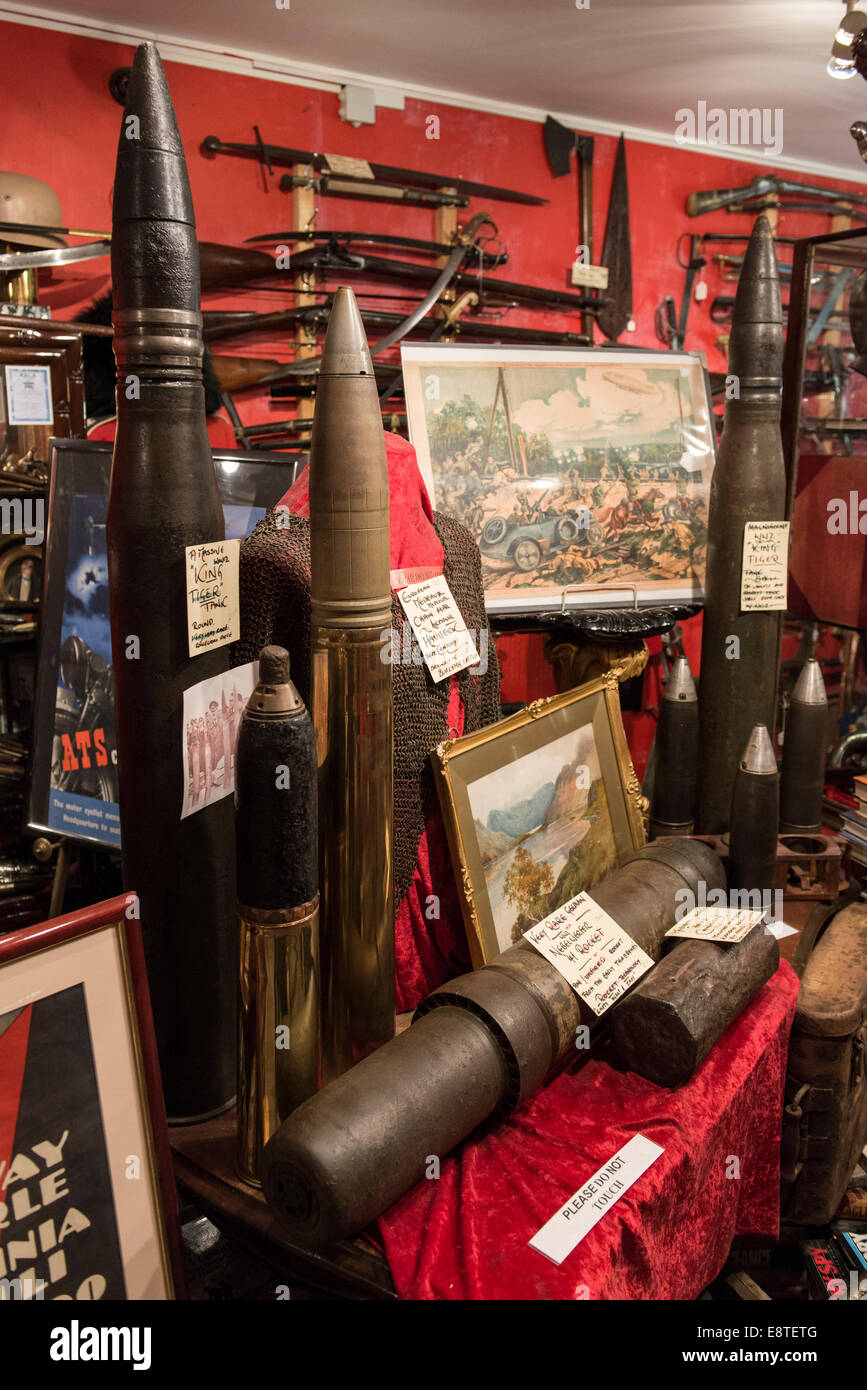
27 440 304 850
0 894 185 1300
401 343 716 616
432 672 645 966
0 321 86 489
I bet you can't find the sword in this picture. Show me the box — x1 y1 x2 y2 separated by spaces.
0 240 110 270
202 129 548 206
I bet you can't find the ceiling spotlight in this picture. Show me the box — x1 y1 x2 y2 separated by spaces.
828 3 867 79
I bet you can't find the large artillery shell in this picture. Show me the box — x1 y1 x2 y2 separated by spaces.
729 724 779 895
236 646 319 1185
697 215 786 835
261 837 725 1247
650 656 698 837
779 659 828 835
309 288 394 1086
107 43 236 1122
609 923 779 1088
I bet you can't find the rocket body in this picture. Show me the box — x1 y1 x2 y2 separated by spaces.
697 216 786 834
107 43 236 1121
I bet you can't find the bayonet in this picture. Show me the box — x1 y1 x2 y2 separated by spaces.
202 129 548 206
687 174 867 217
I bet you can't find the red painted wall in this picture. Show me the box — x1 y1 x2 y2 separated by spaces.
0 21 854 751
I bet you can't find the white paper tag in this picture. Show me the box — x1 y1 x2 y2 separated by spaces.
180 661 258 819
765 920 798 940
529 1134 664 1266
4 363 53 425
524 892 653 1017
740 520 789 611
570 262 609 289
665 905 768 943
324 153 374 179
397 574 479 683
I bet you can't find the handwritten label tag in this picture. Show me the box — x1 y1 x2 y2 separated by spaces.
665 905 768 943
571 262 609 290
324 153 374 180
741 520 789 611
185 539 240 657
524 893 653 1017
529 1134 664 1265
397 574 479 683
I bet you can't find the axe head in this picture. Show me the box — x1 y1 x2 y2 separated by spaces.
544 115 575 177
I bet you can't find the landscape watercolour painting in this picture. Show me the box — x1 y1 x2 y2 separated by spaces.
467 721 616 954
402 344 716 614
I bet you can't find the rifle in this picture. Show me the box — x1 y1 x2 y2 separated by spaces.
687 175 867 218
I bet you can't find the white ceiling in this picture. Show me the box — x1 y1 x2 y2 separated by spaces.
6 0 867 179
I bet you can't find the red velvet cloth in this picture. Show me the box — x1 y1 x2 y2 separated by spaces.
378 961 799 1300
280 433 475 1011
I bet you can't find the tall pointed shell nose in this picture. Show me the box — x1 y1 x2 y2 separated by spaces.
727 215 782 393
319 287 375 377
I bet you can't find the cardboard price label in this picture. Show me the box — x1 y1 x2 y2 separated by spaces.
570 262 609 289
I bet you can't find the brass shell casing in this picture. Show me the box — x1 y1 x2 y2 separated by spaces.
237 896 320 1187
308 288 394 1085
312 628 394 1083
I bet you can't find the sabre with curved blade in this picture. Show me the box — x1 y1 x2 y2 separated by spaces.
260 212 497 384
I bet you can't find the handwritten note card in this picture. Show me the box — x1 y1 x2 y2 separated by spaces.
397 574 479 683
524 892 653 1018
665 905 768 943
741 520 789 611
185 539 240 656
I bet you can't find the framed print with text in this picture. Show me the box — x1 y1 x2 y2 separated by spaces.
0 894 185 1300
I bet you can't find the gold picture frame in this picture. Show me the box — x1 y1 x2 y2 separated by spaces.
432 671 645 967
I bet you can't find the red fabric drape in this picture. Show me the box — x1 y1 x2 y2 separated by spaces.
378 961 799 1300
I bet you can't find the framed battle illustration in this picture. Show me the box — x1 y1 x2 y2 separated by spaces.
0 894 184 1300
27 440 304 850
432 673 646 966
401 343 716 615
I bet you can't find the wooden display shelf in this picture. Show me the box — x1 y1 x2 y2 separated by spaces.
170 1107 396 1301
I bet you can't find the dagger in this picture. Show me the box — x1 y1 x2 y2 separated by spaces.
202 130 549 206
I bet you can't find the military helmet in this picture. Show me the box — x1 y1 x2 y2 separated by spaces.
0 173 65 249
